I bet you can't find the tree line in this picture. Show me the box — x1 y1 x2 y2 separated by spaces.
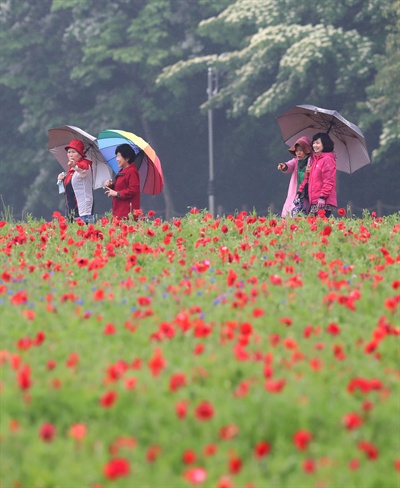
1 0 399 220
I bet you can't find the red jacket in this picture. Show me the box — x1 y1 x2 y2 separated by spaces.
299 152 337 206
111 163 141 218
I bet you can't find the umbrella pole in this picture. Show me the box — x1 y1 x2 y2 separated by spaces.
207 67 215 218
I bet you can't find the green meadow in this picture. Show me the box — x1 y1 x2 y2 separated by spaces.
0 210 399 488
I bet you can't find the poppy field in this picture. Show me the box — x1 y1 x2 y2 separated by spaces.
0 209 399 488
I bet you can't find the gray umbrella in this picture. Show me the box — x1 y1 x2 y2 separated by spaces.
276 105 370 173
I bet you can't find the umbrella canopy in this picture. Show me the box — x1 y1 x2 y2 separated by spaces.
48 125 112 189
276 105 370 173
97 129 164 195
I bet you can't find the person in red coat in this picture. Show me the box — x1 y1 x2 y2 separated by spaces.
104 144 141 219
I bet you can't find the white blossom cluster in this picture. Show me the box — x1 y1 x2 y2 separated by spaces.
157 0 392 156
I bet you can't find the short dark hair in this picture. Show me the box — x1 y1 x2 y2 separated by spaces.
115 144 136 163
312 132 334 152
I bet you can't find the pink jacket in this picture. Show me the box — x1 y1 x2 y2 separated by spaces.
280 156 300 217
279 135 313 217
299 152 337 206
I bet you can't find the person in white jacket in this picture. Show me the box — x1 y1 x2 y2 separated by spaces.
57 139 94 223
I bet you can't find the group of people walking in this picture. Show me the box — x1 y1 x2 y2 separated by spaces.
277 132 337 218
57 141 141 222
58 131 337 223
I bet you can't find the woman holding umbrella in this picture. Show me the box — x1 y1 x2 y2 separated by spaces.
104 144 141 219
57 139 94 223
298 132 337 217
277 135 313 217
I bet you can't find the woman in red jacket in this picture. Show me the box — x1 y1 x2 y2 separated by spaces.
104 144 141 219
298 132 337 217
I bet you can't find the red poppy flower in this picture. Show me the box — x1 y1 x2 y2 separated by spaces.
17 337 32 351
193 343 205 355
39 423 56 442
228 456 242 474
265 378 286 393
269 275 282 286
146 445 161 462
183 466 207 484
321 225 332 236
103 458 130 479
69 423 87 441
216 476 234 488
326 323 341 335
253 308 265 317
342 412 363 430
109 436 136 455
76 257 89 267
169 372 187 392
219 424 239 440
17 365 31 390
302 458 316 473
358 441 379 460
148 348 166 377
240 322 253 335
93 289 105 301
100 390 117 408
182 449 197 464
66 352 79 368
194 401 214 421
348 458 360 470
338 208 346 216
10 290 28 305
203 444 217 456
227 269 237 286
47 359 57 370
103 323 116 335
293 430 313 451
176 400 188 419
254 441 271 458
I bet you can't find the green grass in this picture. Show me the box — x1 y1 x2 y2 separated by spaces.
0 210 399 488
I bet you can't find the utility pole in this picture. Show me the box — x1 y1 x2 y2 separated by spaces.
207 67 217 218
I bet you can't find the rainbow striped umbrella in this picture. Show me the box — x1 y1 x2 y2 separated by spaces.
97 129 164 195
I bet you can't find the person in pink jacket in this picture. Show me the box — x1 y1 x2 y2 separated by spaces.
277 135 313 217
298 132 337 217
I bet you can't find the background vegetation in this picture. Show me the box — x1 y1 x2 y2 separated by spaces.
1 0 399 220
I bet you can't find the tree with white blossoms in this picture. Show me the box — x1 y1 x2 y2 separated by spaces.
364 0 399 162
158 0 399 160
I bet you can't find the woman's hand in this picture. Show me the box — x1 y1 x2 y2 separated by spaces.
57 173 65 180
277 163 287 171
105 187 118 198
